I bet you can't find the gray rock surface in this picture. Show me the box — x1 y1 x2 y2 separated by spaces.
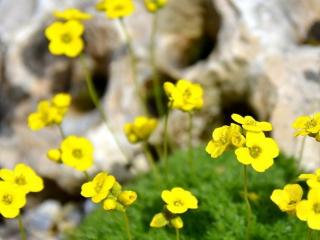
0 0 320 197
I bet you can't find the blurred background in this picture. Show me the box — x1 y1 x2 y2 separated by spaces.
0 0 320 239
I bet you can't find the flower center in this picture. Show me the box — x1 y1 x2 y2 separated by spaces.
2 194 13 205
183 89 192 99
313 203 320 214
72 149 83 159
245 119 256 126
306 119 317 129
15 175 27 185
61 33 72 43
173 200 184 207
249 145 262 158
113 4 125 11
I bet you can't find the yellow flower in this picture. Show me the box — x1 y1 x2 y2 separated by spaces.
27 93 71 131
163 79 203 112
292 113 320 137
47 149 61 162
98 0 135 19
170 216 183 229
299 169 320 189
231 114 272 132
123 116 158 143
206 125 230 158
0 182 26 218
81 172 116 203
150 212 169 228
0 164 44 194
235 132 279 172
103 198 117 210
52 93 71 109
270 184 303 213
53 8 92 21
28 100 59 131
296 188 320 230
206 123 245 158
60 136 94 171
161 187 198 214
144 0 167 12
45 20 84 58
118 191 137 206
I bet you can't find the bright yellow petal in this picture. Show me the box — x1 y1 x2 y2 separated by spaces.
296 200 312 221
81 182 95 198
65 38 84 58
161 190 172 204
307 212 320 230
150 212 168 228
251 156 273 172
235 147 253 165
231 114 244 124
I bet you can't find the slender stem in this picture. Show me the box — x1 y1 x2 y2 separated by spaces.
79 54 128 162
163 111 169 174
298 136 307 169
176 228 180 240
18 215 26 240
150 11 164 116
57 124 66 139
123 211 132 240
307 227 312 240
143 142 161 184
243 165 252 240
84 171 90 181
118 18 147 114
188 113 194 174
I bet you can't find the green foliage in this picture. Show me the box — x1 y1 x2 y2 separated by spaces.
67 147 307 240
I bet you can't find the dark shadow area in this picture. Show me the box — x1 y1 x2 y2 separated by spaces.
22 28 58 77
301 20 320 46
145 71 175 117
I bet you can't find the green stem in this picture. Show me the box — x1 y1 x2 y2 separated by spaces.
143 142 161 184
18 215 26 240
57 124 66 139
79 54 128 162
123 211 132 240
176 228 180 240
298 136 306 169
84 171 90 181
243 165 252 240
163 111 169 174
118 18 147 114
307 228 312 240
150 11 164 116
188 113 194 174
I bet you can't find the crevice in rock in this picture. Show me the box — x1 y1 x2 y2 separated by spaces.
183 0 221 66
69 59 110 113
22 28 58 77
301 20 320 46
145 71 175 117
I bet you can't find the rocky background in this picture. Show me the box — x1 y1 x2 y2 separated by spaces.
0 0 320 239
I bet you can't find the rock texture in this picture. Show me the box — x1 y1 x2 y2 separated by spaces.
0 0 320 197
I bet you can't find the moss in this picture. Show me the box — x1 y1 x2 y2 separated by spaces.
67 147 307 240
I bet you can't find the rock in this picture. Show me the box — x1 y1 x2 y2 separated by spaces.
1 0 320 197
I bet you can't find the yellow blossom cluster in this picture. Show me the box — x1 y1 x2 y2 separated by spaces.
164 79 204 113
123 116 158 144
292 112 320 141
0 164 43 218
81 172 137 212
28 93 71 131
45 9 91 58
271 168 320 230
144 0 167 13
47 136 94 172
96 0 135 19
150 187 198 230
206 113 279 172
